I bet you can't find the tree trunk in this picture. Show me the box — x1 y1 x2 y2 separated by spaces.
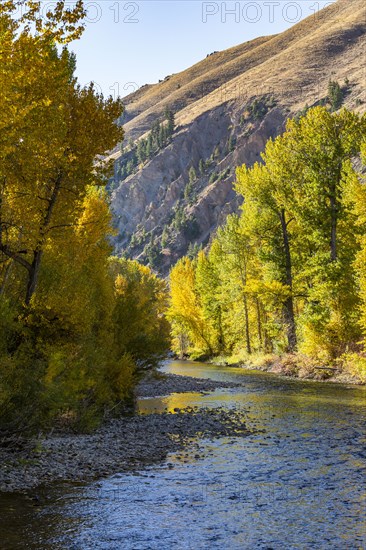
279 209 297 352
178 333 188 359
25 249 43 306
24 172 62 305
330 190 337 261
217 307 225 352
283 296 297 352
243 294 251 355
256 297 263 348
263 312 273 353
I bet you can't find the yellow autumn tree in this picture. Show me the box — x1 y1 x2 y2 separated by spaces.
0 24 123 304
355 142 366 334
167 108 366 377
0 2 170 434
168 257 214 357
110 257 171 370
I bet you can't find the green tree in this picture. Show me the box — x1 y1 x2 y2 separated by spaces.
137 138 147 164
212 215 264 355
248 107 365 358
168 106 366 369
199 158 206 175
161 225 169 248
184 181 193 201
328 80 344 112
146 134 153 158
165 109 175 137
236 157 298 352
349 141 366 335
187 242 201 260
159 124 167 148
189 166 197 183
227 135 236 153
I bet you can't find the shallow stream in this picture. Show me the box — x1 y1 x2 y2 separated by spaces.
1 361 365 549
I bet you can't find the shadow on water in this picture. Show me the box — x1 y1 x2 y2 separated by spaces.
1 360 365 549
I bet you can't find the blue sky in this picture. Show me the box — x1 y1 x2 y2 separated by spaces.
69 1 335 98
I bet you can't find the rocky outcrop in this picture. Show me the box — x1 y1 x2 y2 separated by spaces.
111 103 286 272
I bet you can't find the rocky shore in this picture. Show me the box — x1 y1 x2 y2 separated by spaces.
0 373 249 493
212 354 365 385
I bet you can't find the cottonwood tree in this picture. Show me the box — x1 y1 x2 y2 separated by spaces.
0 5 123 305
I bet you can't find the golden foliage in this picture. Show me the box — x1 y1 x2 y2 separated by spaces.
0 5 170 434
168 108 366 370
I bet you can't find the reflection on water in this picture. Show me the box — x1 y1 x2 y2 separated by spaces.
1 360 365 549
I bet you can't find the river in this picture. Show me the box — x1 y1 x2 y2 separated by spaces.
1 360 365 549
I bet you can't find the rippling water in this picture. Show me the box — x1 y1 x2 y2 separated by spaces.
1 361 365 549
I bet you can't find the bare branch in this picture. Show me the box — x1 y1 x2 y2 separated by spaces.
0 244 31 272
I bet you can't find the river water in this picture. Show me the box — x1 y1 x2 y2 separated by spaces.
1 360 365 549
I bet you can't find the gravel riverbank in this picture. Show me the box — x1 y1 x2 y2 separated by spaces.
211 355 365 385
136 371 241 396
0 373 249 494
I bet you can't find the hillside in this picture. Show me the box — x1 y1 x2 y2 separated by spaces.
110 0 366 273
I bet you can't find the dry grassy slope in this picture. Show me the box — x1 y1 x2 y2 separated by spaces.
121 35 272 131
120 0 365 144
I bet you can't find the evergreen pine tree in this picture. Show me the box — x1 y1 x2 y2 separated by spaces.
328 80 344 112
165 109 175 136
137 139 147 164
189 166 197 183
161 226 169 248
146 135 152 158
